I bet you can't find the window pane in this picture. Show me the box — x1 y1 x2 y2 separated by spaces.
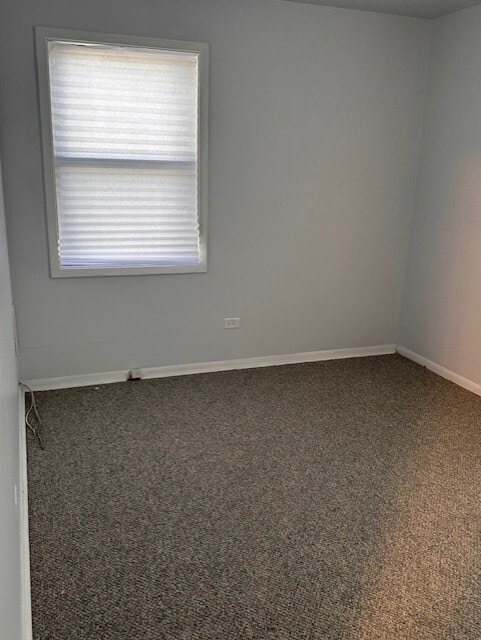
46 39 201 270
56 165 199 268
48 41 198 162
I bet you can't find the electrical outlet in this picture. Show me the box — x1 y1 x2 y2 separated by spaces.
128 369 142 380
224 317 240 329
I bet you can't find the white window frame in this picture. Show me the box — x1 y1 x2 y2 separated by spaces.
35 27 209 278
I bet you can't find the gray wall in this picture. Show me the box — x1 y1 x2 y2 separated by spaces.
400 4 481 385
0 159 22 638
0 0 431 380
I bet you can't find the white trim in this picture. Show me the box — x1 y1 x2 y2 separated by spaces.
35 26 209 278
26 370 129 391
24 344 397 391
396 346 481 397
18 388 32 640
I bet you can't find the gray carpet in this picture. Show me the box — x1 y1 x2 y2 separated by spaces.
27 354 481 639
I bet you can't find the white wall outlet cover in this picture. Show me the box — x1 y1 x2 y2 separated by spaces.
224 317 240 329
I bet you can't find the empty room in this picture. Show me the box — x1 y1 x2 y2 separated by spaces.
1 0 481 638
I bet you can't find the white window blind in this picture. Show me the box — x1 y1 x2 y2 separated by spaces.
38 31 208 276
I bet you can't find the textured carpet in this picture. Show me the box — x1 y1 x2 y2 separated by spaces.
27 354 481 640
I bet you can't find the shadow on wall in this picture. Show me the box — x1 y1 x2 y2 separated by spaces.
432 157 481 376
403 152 481 385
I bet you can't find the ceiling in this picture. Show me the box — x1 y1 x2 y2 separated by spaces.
283 0 481 19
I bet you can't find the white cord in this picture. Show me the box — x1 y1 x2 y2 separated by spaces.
19 381 44 449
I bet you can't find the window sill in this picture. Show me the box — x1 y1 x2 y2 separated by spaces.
49 263 208 278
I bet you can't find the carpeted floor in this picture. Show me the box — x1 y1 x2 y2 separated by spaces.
27 354 481 639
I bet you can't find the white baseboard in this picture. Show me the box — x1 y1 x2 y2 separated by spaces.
18 388 32 640
25 344 396 391
397 346 481 397
26 370 129 392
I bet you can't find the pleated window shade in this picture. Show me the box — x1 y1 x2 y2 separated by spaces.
45 39 203 272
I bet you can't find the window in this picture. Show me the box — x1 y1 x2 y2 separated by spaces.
36 28 208 277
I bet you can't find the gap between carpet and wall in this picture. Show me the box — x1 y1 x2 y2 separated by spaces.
24 344 397 391
396 346 481 398
23 344 481 397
